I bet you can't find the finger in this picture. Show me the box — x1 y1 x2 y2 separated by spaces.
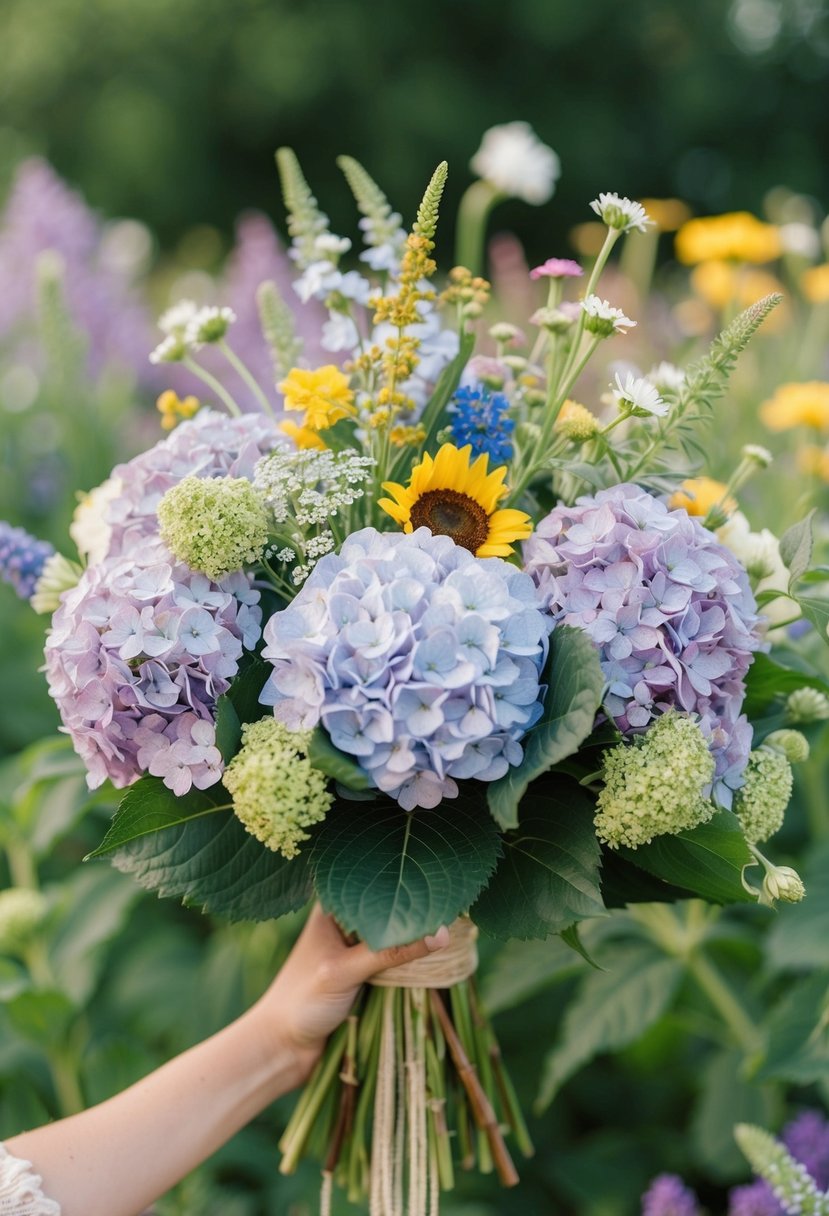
343 925 450 985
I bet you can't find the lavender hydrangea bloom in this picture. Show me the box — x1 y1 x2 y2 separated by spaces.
0 521 54 600
0 158 157 384
641 1174 700 1216
100 410 281 560
524 483 764 806
44 538 261 792
260 527 550 811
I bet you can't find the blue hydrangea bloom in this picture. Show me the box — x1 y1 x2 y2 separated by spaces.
0 521 54 600
524 483 764 807
260 527 550 811
449 384 515 464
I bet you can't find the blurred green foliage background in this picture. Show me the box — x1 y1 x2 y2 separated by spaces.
2 0 829 259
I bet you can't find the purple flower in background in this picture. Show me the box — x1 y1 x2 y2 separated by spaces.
260 527 550 810
641 1174 700 1216
524 483 764 806
44 538 261 792
727 1179 782 1216
0 521 54 599
782 1111 829 1190
100 409 281 559
0 158 157 384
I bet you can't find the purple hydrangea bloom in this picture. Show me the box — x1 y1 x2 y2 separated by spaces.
44 538 261 792
641 1174 700 1216
727 1179 783 1216
260 527 551 811
0 158 158 384
0 521 54 600
523 483 764 806
99 409 281 560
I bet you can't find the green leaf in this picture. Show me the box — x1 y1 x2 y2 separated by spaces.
316 417 361 453
6 989 76 1047
50 867 141 1004
226 654 271 724
743 652 829 718
618 811 753 905
388 330 475 483
215 696 242 763
758 970 829 1083
307 727 371 790
311 793 501 949
599 848 692 908
481 937 587 1015
487 626 605 830
779 510 815 587
87 776 230 859
108 812 314 922
535 942 683 1110
473 779 605 940
691 1048 779 1179
793 594 829 645
766 841 829 973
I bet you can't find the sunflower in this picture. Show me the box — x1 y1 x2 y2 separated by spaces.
379 443 532 556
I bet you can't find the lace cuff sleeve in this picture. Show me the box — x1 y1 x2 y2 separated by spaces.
0 1144 61 1215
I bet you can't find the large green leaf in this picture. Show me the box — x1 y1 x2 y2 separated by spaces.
487 626 605 830
758 970 829 1083
87 776 231 859
106 811 313 922
793 594 829 646
311 793 501 949
691 1048 778 1179
481 936 587 1015
307 727 371 790
536 941 683 1110
766 841 829 973
618 811 753 905
743 652 829 718
473 779 605 940
779 510 815 587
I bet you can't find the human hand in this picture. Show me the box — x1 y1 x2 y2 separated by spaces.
249 905 449 1084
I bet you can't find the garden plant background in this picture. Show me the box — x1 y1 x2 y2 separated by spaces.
2 1 829 1213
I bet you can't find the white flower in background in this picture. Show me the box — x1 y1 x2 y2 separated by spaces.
581 295 637 337
336 270 373 305
69 476 123 565
612 371 668 417
717 511 798 628
313 233 352 258
149 334 184 364
590 192 652 234
647 361 686 394
184 305 236 349
742 443 773 469
470 121 560 205
321 313 360 352
158 299 199 335
293 260 344 304
779 221 821 259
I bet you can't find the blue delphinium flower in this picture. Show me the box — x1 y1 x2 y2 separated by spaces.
260 527 550 810
0 521 54 600
449 384 515 464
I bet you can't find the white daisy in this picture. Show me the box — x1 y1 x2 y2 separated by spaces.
184 305 236 349
581 295 637 337
158 299 199 335
612 371 668 417
590 192 652 234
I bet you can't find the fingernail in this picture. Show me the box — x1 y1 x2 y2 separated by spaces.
425 925 449 951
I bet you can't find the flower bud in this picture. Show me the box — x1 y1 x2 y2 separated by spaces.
764 729 810 764
762 864 806 906
786 686 829 724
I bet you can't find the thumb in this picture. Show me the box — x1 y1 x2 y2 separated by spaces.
344 925 450 985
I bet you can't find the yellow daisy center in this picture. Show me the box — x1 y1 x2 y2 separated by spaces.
409 488 491 554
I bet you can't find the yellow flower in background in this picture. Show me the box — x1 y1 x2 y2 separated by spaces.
379 443 532 557
279 419 327 450
798 444 829 481
675 212 782 265
156 389 200 431
670 477 736 518
760 382 829 432
277 365 355 430
689 261 787 329
554 399 599 442
801 263 829 304
639 198 692 234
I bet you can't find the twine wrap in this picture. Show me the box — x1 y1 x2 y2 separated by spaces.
369 918 478 989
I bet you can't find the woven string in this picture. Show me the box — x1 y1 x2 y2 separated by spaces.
369 918 478 989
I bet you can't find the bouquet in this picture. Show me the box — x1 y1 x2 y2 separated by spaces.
6 141 829 1215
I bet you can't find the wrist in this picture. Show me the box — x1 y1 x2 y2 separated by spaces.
243 1001 321 1096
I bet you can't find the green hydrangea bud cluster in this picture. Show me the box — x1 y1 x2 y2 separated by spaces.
786 686 829 724
765 729 810 764
735 1124 829 1216
735 748 794 843
157 475 269 580
595 711 716 849
222 718 333 859
0 887 49 953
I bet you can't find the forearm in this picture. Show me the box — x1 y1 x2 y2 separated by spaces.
6 1003 312 1216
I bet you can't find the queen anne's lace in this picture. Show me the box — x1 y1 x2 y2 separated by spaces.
0 1144 61 1215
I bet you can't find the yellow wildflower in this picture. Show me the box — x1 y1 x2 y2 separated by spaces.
801 263 829 304
379 443 532 557
156 390 200 431
798 444 829 481
277 365 355 430
760 382 829 433
389 424 426 447
639 198 692 233
280 419 327 450
554 400 599 442
675 212 782 265
670 477 736 518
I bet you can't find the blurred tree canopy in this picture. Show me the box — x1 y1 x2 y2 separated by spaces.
2 0 829 257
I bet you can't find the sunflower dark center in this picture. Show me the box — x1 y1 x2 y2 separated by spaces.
409 489 490 553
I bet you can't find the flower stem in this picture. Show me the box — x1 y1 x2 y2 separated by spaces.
455 180 501 275
219 340 275 417
183 356 243 417
686 951 764 1059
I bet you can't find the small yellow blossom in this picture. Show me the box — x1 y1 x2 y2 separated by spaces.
690 261 786 326
760 381 829 433
554 400 599 442
156 390 200 431
389 424 427 447
280 419 327 450
676 212 782 265
797 443 829 481
801 263 829 304
669 477 736 518
277 365 355 430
